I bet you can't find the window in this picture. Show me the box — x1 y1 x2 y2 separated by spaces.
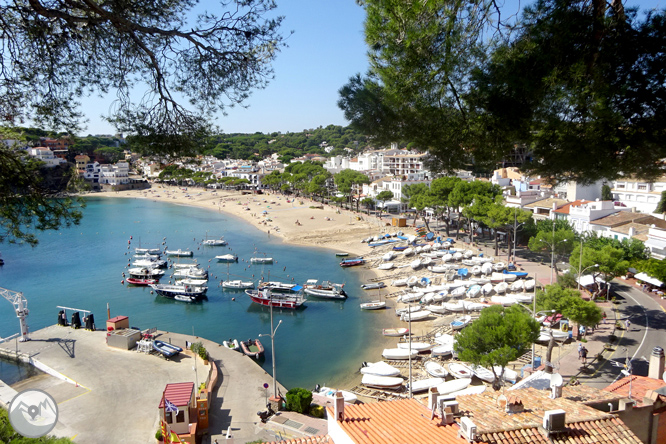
176 410 185 423
616 183 626 189
638 184 648 191
165 412 173 423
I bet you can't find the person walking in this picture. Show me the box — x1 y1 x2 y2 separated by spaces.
625 318 631 331
580 346 588 364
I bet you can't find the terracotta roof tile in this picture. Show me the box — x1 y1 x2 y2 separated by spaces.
592 212 666 229
553 200 588 214
604 375 666 406
158 382 194 408
261 435 332 444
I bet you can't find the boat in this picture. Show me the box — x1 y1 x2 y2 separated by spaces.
173 266 208 279
222 279 255 290
472 365 496 383
303 280 347 300
400 310 431 322
250 256 274 264
450 315 472 330
449 286 466 298
166 249 194 257
420 257 432 267
245 288 306 309
360 361 401 377
258 281 299 293
448 362 474 379
128 267 165 279
426 303 447 314
429 265 449 273
396 341 433 352
410 258 422 270
382 327 409 337
382 252 396 261
424 361 449 378
524 279 536 291
406 275 419 287
315 386 357 404
150 283 207 299
407 377 445 393
135 247 161 255
493 366 519 383
240 338 264 358
382 348 419 360
481 282 493 295
466 284 481 298
216 254 238 262
335 252 349 257
126 277 158 286
435 378 471 395
457 268 468 278
391 278 408 287
223 339 240 351
132 258 168 268
403 247 414 256
431 343 454 357
494 281 508 294
503 269 528 278
361 374 403 390
202 237 227 246
481 262 493 275
176 278 208 287
508 292 533 303
340 257 365 267
471 265 482 276
395 304 422 316
360 301 386 310
378 262 394 270
152 340 182 358
361 282 386 290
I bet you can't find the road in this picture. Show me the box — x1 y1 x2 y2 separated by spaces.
582 281 666 389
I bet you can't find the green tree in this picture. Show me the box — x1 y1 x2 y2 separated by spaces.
655 191 666 216
334 169 370 211
1 408 72 442
455 305 540 389
361 197 375 214
429 176 462 236
601 184 613 201
528 221 576 281
569 244 629 297
402 183 429 227
536 284 602 340
375 190 394 213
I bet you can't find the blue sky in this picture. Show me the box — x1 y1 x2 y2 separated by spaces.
80 0 663 136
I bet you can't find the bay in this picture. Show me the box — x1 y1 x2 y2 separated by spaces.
0 197 378 390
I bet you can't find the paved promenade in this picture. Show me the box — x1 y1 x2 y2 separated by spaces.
0 326 284 443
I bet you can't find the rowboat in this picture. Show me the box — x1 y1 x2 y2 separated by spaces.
400 310 431 322
126 277 158 286
448 362 474 379
408 377 445 393
396 341 433 352
360 301 386 310
431 343 454 357
493 366 519 383
361 374 403 390
424 361 449 378
450 315 472 330
406 275 419 287
378 262 394 270
340 257 365 267
472 365 496 383
382 348 419 360
435 378 471 395
493 262 506 271
382 327 409 337
360 361 401 377
240 338 264 358
335 252 349 257
152 340 182 358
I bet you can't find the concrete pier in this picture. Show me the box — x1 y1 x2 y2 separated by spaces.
0 325 286 443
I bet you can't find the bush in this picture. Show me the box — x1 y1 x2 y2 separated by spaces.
285 387 313 414
310 405 325 418
155 429 163 441
190 341 208 360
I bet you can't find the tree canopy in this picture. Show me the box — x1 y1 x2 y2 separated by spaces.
340 0 666 182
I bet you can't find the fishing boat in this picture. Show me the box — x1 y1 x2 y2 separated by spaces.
340 257 365 267
315 386 357 404
382 327 409 337
361 282 386 290
245 288 306 309
361 374 403 390
126 277 158 286
166 249 194 257
424 361 449 378
448 362 474 379
382 348 419 360
223 339 240 350
396 341 433 352
216 254 238 262
152 340 182 358
360 300 386 310
450 314 472 330
407 377 445 393
360 361 401 377
150 283 207 299
472 365 496 383
222 279 255 290
240 338 264 358
435 378 471 395
250 256 274 264
303 280 347 300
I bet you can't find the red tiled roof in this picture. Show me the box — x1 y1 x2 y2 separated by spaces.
553 199 587 215
262 435 332 444
158 382 194 408
604 375 666 406
329 398 470 444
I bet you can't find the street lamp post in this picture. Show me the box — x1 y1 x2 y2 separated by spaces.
259 307 282 403
407 302 413 399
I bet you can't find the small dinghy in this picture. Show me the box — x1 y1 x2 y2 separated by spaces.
524 279 536 291
378 262 394 270
315 386 357 404
431 343 454 357
360 301 386 310
436 378 471 395
400 310 431 322
448 362 474 379
493 366 519 383
407 377 445 393
152 340 182 358
240 338 265 358
425 361 449 378
392 278 408 287
382 327 410 337
396 341 433 352
450 315 472 330
361 374 404 390
360 361 401 377
382 348 419 360
472 365 496 383
223 339 240 351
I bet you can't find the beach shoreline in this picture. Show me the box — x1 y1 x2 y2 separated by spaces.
86 185 416 392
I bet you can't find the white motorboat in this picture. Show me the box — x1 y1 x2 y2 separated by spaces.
395 305 422 316
408 377 445 393
378 262 394 270
176 278 208 287
382 348 419 360
494 281 508 294
466 284 481 298
360 361 401 377
173 266 208 279
135 247 161 255
400 310 431 322
360 301 386 310
316 386 357 404
166 249 194 257
493 366 519 383
250 256 274 264
399 292 423 303
128 267 165 278
382 327 409 337
448 362 474 379
361 374 403 390
222 279 255 289
435 378 471 395
132 258 167 268
410 258 422 270
509 279 525 292
425 361 449 378
493 262 507 271
203 238 227 246
403 247 414 256
382 252 396 261
450 315 472 330
481 262 493 275
396 341 433 352
490 295 517 306
524 279 536 291
481 282 494 295
472 365 496 383
216 254 238 262
172 262 198 269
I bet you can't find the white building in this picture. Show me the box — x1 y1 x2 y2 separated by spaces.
27 147 66 167
99 161 130 186
645 226 666 259
554 199 621 233
611 176 666 214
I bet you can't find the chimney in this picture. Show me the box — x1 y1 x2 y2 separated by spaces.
505 395 525 414
334 391 345 421
649 346 665 379
628 227 635 237
429 387 439 413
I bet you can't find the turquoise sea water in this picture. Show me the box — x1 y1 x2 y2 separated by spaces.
0 197 376 390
